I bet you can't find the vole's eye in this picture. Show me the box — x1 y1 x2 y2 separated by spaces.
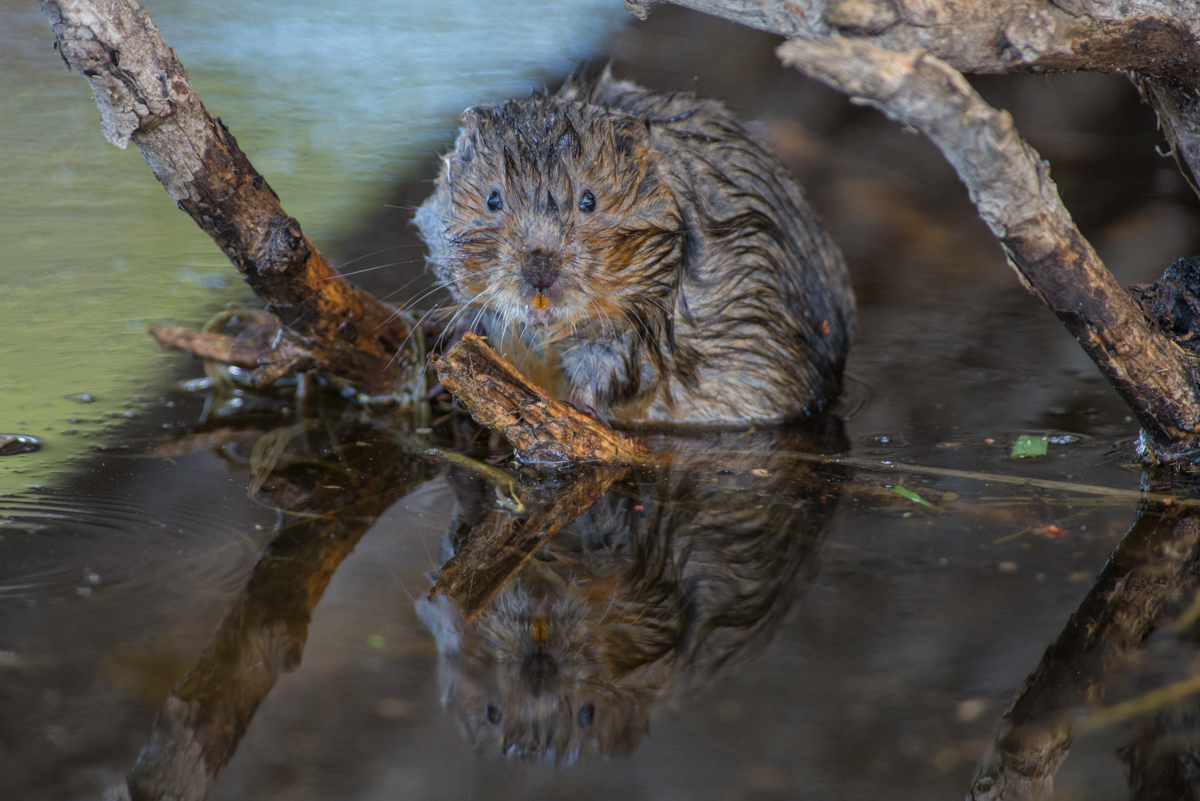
578 703 595 727
579 190 596 213
486 190 503 212
485 704 502 724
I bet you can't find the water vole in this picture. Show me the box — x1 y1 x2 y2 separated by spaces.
416 70 854 424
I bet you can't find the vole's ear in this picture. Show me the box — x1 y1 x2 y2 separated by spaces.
460 105 492 130
456 106 497 162
608 114 655 163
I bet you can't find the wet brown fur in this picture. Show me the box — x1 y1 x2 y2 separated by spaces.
416 70 854 424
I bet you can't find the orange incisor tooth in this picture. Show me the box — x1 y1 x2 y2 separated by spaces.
530 616 549 643
533 294 548 310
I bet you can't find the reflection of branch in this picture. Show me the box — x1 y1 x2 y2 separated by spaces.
1122 701 1200 801
431 466 625 621
967 501 1200 801
39 0 413 394
431 334 651 467
126 434 427 800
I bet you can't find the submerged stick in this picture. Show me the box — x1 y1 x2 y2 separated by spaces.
430 333 652 467
40 0 413 395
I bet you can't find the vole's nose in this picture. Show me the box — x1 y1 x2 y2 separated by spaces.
521 248 560 291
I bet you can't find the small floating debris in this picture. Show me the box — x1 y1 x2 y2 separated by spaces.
1010 435 1048 459
64 393 96 403
1047 434 1081 445
179 377 213 392
0 435 40 456
889 485 940 511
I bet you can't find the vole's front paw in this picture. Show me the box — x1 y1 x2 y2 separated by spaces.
568 387 600 420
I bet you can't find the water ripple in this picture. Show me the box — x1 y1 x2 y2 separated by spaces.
0 491 265 602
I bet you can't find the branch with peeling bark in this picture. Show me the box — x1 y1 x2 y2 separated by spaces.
431 333 652 467
40 0 415 396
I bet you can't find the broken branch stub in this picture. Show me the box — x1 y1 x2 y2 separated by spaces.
39 0 412 395
430 334 652 467
778 36 1200 462
146 323 316 389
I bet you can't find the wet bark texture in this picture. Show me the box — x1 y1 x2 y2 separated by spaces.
39 0 413 395
629 0 1200 463
431 333 652 467
147 319 320 388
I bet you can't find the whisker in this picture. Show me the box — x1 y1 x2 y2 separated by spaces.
328 257 429 280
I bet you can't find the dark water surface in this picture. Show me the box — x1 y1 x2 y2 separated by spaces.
6 4 1200 801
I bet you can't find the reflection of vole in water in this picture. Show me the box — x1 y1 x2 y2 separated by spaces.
417 427 846 761
416 70 854 423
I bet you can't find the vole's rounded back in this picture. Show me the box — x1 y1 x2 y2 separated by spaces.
416 70 854 424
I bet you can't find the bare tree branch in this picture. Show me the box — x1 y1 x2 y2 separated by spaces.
634 1 1200 193
39 0 415 395
629 1 1200 82
777 35 1200 459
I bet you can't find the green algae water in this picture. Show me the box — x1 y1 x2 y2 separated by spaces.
0 0 628 494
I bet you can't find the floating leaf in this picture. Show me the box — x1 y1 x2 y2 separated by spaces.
890 485 941 511
1011 435 1048 458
